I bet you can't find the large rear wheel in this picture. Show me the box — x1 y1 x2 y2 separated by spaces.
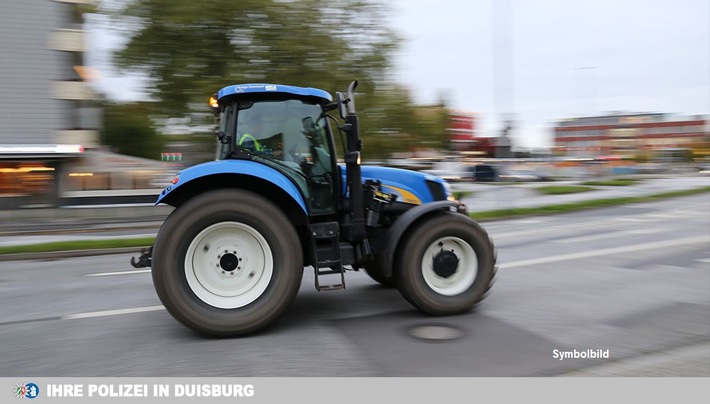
396 212 496 315
151 189 303 337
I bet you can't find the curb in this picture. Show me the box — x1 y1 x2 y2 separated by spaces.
0 246 149 262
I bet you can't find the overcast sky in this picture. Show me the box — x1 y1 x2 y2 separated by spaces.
86 0 710 149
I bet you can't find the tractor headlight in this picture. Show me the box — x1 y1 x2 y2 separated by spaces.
443 181 452 197
444 181 458 201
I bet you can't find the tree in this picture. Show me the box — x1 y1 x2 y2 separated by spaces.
108 0 395 113
356 84 452 160
104 0 450 158
101 102 165 159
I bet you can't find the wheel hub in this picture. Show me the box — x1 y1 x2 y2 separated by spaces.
432 249 459 278
219 253 240 272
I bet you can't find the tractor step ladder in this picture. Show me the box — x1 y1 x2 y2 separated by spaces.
311 222 345 291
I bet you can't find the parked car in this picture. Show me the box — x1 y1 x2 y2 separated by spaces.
465 164 498 182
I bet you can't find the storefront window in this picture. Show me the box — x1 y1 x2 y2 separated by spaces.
0 163 55 196
64 170 167 191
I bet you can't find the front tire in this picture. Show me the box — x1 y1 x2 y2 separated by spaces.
152 189 303 337
396 212 496 315
363 260 395 288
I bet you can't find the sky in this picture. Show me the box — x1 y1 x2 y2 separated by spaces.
85 0 710 150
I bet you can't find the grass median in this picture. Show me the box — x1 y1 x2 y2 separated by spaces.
581 178 643 187
535 177 643 195
534 185 595 195
1 186 708 256
0 237 155 256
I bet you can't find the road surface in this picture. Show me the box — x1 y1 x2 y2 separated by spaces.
0 194 707 377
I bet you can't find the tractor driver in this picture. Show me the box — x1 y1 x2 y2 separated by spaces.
237 111 265 153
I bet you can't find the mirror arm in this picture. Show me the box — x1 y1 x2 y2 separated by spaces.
323 102 338 112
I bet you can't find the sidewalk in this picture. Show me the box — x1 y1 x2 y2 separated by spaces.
0 204 173 235
0 174 707 244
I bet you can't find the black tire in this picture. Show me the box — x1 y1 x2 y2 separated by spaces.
151 189 303 337
363 260 396 288
395 212 496 315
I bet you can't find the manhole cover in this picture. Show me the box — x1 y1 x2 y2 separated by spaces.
408 324 464 342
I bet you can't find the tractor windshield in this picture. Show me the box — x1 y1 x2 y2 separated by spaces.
217 99 337 215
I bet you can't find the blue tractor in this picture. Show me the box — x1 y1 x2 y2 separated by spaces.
132 81 496 336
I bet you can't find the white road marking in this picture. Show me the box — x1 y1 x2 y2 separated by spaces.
63 305 164 320
85 269 151 277
553 228 665 244
493 202 709 238
500 236 709 269
492 220 615 238
618 217 650 222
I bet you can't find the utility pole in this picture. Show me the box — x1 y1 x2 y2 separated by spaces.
492 0 515 157
574 66 599 117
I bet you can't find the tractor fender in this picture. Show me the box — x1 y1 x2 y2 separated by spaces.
378 200 462 279
155 159 308 214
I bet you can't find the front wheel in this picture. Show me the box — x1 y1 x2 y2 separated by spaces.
151 189 303 337
396 212 496 315
363 259 395 288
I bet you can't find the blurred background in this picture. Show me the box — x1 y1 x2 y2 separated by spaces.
0 0 708 209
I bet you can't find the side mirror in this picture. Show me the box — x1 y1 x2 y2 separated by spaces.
346 80 358 115
336 92 347 120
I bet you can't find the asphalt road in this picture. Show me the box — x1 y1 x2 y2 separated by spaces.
1 193 708 377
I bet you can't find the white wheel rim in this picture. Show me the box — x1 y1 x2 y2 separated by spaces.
185 222 273 309
421 236 478 296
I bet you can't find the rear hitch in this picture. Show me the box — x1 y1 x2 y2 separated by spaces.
130 246 153 268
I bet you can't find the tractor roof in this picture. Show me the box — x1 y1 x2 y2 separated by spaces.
217 83 333 103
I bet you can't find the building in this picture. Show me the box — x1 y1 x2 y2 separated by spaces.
448 110 476 149
553 112 709 160
0 0 175 208
446 110 500 157
0 0 100 207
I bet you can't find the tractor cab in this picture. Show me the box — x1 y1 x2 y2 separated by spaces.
210 84 339 216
